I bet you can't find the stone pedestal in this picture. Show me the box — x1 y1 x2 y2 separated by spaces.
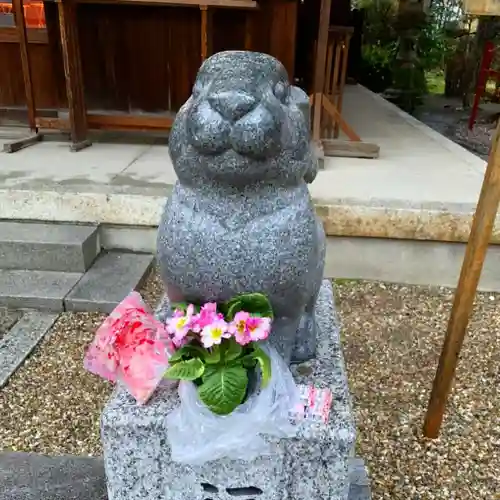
101 281 371 500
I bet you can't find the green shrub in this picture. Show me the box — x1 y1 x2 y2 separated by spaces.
359 43 397 93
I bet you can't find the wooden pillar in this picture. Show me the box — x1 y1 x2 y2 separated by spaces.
13 0 36 130
268 0 298 78
423 121 500 438
200 5 213 62
334 31 352 139
311 0 332 145
244 12 253 50
58 0 90 151
3 0 43 152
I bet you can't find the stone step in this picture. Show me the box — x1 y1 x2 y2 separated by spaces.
0 221 99 273
64 251 154 314
0 311 59 388
0 270 82 312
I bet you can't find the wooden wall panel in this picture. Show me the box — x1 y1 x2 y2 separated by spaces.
76 3 200 112
213 9 246 52
0 43 26 106
0 38 60 107
1 0 299 114
268 0 297 79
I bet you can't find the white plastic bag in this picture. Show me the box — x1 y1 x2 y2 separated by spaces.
166 344 300 465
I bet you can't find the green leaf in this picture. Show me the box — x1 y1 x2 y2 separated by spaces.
202 364 218 382
241 356 257 369
171 302 189 313
252 346 272 388
204 345 221 365
223 293 274 321
223 338 243 362
169 344 206 364
198 365 248 415
164 358 205 381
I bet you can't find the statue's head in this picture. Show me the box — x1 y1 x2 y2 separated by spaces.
169 51 314 187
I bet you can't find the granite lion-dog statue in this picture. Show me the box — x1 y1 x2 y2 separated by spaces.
157 51 326 364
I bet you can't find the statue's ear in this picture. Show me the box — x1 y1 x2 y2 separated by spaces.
289 86 311 131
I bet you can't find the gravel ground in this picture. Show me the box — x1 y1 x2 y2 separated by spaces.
338 281 500 500
1 276 499 500
0 267 165 456
453 121 496 160
416 95 497 161
0 307 22 341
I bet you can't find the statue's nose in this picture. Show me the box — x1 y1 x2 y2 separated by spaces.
208 91 257 122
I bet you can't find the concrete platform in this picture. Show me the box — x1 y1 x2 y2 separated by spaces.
1 87 499 290
0 85 492 243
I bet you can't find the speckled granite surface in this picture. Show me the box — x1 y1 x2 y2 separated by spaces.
157 51 325 365
101 280 366 500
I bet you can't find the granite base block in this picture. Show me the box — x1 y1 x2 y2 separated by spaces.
102 280 365 500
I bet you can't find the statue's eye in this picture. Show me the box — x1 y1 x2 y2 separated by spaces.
274 81 288 103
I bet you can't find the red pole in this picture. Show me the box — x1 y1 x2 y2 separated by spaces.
469 41 495 131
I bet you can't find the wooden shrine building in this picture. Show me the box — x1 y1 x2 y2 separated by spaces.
0 0 372 155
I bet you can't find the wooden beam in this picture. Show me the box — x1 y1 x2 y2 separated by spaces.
334 33 351 139
0 27 48 44
200 5 213 62
57 0 90 150
36 113 175 132
12 0 37 131
423 121 500 439
36 117 67 130
311 0 332 143
322 94 361 142
87 113 175 130
73 0 258 8
244 11 253 50
3 134 42 153
322 139 379 159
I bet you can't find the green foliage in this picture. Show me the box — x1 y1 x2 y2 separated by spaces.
168 344 207 363
165 341 272 415
198 365 248 415
223 338 243 362
360 43 397 93
222 293 274 321
358 0 460 96
252 346 272 388
164 294 274 415
426 70 446 95
164 358 205 381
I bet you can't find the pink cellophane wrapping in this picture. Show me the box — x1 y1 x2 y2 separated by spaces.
84 291 174 405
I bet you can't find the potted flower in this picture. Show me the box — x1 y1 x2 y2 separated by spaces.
163 293 274 415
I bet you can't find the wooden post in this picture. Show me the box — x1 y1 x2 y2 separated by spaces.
3 0 43 152
58 0 91 151
333 33 351 139
311 0 332 145
423 121 500 439
200 5 213 62
244 12 253 50
12 0 36 130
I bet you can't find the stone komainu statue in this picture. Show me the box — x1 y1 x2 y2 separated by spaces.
157 51 326 364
